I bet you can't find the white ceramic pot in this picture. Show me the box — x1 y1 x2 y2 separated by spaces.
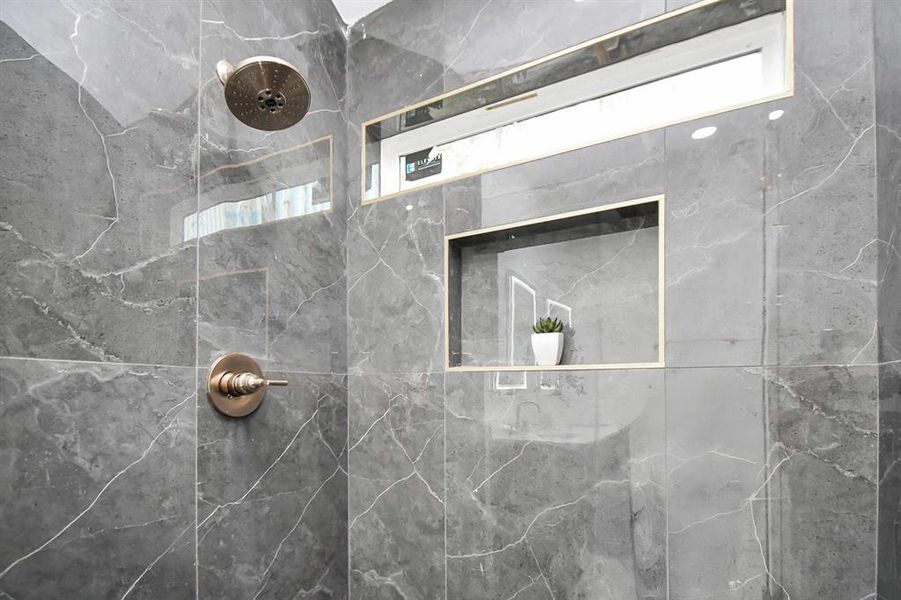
531 332 564 366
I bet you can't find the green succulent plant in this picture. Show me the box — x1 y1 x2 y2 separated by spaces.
532 316 564 334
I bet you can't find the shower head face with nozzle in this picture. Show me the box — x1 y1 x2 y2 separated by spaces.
216 56 311 131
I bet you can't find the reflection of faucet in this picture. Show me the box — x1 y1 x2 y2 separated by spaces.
515 401 541 432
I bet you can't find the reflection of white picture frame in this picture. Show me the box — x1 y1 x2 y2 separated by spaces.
546 299 572 326
183 214 197 241
495 275 536 391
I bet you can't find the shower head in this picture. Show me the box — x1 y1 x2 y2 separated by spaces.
216 56 311 131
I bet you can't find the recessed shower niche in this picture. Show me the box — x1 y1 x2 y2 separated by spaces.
445 195 664 371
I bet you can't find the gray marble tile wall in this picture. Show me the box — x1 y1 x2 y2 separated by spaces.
1 0 349 598
197 372 348 600
875 0 901 597
347 0 894 598
0 359 197 599
345 2 452 596
446 369 667 599
1 1 201 597
198 0 348 376
348 373 445 598
3 0 898 598
196 0 349 598
0 1 199 365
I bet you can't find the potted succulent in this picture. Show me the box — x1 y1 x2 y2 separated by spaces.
531 317 565 366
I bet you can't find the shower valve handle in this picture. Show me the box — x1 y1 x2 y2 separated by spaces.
207 353 286 417
212 371 288 397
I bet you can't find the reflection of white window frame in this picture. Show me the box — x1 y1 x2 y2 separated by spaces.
183 181 328 242
495 275 536 390
370 11 788 199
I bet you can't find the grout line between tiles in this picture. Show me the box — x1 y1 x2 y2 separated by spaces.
0 355 196 370
194 1 203 597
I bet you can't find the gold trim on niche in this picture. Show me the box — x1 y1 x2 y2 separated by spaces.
444 194 666 373
360 0 795 205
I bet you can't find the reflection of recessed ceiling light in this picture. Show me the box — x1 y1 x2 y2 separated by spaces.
405 204 413 211
691 126 717 140
768 109 785 120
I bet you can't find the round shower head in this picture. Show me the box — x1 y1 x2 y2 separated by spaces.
216 56 311 131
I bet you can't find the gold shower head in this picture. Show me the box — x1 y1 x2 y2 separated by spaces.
216 56 311 131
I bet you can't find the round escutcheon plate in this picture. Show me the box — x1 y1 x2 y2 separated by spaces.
208 353 266 417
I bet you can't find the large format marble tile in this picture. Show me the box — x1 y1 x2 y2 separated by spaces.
0 1 199 365
197 0 348 375
875 2 901 595
666 368 766 599
197 373 347 600
879 362 901 599
876 124 901 362
446 370 666 599
0 359 196 599
664 107 767 367
762 0 877 366
348 373 445 600
875 0 901 366
197 210 347 373
765 365 878 598
442 0 665 89
667 366 878 599
444 131 664 236
346 0 447 210
347 188 445 374
348 0 446 124
665 0 878 369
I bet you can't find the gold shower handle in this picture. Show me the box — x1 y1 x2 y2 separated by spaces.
207 353 287 417
212 371 288 397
